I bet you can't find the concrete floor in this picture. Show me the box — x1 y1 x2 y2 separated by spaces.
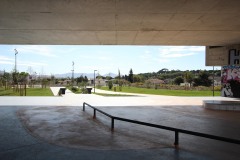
0 87 239 160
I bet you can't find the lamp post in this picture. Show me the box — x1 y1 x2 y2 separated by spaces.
14 49 18 73
94 70 97 93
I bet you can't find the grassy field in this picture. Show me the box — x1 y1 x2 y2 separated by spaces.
94 93 136 97
100 86 220 96
0 87 53 96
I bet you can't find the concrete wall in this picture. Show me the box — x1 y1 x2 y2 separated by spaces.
206 44 240 66
206 44 240 98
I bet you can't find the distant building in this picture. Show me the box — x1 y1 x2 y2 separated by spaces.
180 83 191 87
88 78 108 87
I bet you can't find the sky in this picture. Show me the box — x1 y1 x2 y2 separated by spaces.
0 45 217 76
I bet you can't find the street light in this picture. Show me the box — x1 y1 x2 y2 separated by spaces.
14 49 18 73
94 70 97 93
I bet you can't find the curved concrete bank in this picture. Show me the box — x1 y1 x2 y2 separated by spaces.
203 100 240 111
17 106 168 150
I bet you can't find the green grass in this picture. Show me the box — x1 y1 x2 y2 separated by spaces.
94 93 136 97
26 88 53 96
0 87 54 96
100 86 220 96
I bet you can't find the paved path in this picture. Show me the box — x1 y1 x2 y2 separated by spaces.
0 87 238 107
94 88 137 95
0 87 239 160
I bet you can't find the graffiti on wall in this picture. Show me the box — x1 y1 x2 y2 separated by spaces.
221 65 240 98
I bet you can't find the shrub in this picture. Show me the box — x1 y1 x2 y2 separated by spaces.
71 87 78 93
119 86 122 91
174 76 184 85
81 87 88 94
214 86 221 91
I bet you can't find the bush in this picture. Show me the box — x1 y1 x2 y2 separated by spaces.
174 76 184 85
71 87 78 93
81 87 88 94
214 86 221 91
119 86 122 91
193 86 211 91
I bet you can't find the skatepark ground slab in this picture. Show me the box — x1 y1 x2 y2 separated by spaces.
0 87 239 160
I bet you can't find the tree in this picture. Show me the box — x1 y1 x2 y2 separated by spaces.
124 74 128 81
106 76 113 80
108 80 113 90
84 76 88 83
184 71 194 85
18 72 29 84
1 71 11 89
157 68 169 74
50 75 55 85
193 71 212 87
118 69 121 83
76 75 84 84
133 75 144 83
174 76 184 85
128 68 133 83
117 69 123 91
41 78 48 88
12 72 19 84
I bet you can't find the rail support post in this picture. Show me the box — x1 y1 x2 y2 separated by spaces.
93 109 96 119
174 131 179 147
83 102 85 111
111 117 114 132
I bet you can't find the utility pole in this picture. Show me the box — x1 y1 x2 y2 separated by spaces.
14 49 18 73
94 70 97 93
71 61 74 87
13 49 18 93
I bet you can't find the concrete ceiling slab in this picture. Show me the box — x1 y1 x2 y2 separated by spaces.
0 0 240 45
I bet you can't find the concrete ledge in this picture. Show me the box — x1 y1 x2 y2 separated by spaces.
203 100 240 111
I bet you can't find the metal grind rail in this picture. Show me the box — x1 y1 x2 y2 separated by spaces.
83 102 240 147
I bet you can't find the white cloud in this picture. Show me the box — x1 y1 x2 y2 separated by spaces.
156 58 170 63
99 56 111 60
141 46 204 65
0 56 13 61
159 52 197 58
78 55 111 61
0 60 13 65
18 61 48 67
0 56 14 65
158 46 203 58
140 53 152 59
15 45 57 57
159 46 204 52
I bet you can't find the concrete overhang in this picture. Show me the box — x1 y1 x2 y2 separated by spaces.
0 0 240 45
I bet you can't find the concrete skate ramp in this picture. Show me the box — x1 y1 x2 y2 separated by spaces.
17 106 169 150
